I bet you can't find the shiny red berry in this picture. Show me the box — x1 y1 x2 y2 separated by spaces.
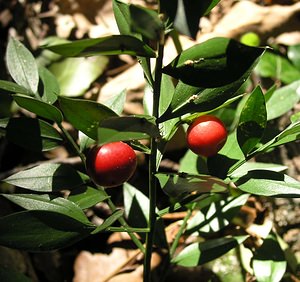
86 141 137 187
186 115 227 157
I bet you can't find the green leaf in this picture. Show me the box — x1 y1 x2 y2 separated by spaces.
266 80 300 120
5 117 63 152
254 120 300 154
43 35 156 58
234 170 300 197
38 66 60 104
160 77 247 122
68 186 109 209
156 172 228 198
161 0 221 39
1 194 91 224
253 233 286 282
230 162 287 178
123 183 167 248
172 235 249 267
162 37 264 88
179 149 208 175
49 56 108 97
0 210 94 251
255 50 300 84
129 5 163 41
288 44 300 70
113 0 133 36
102 89 126 115
3 163 89 192
91 209 124 234
186 194 249 234
0 80 34 96
98 115 160 145
59 96 117 140
6 37 39 94
237 86 267 155
13 94 63 123
0 266 32 282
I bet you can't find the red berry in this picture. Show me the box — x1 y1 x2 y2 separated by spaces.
86 141 137 187
186 115 227 157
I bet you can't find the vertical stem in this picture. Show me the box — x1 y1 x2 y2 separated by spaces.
143 34 165 282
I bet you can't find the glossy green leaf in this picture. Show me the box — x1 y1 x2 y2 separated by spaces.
6 37 39 93
59 96 117 140
0 210 94 251
38 66 60 104
163 37 264 88
5 117 63 152
288 44 300 70
49 56 108 97
172 235 248 267
255 50 300 84
44 35 156 58
129 5 163 41
103 89 126 115
113 0 133 36
179 149 208 175
254 120 300 154
237 86 267 155
113 0 154 85
13 94 63 123
207 131 244 179
186 194 249 234
2 194 90 224
98 115 160 145
234 170 300 197
160 77 247 122
161 0 221 38
68 186 109 209
230 162 287 178
266 80 300 120
156 172 228 198
91 209 124 234
253 233 286 282
0 80 33 96
3 163 89 192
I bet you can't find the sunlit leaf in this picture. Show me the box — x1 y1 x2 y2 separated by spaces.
237 86 267 155
156 172 228 198
59 96 117 140
13 94 63 123
98 115 160 145
43 35 156 58
163 37 264 88
6 37 39 94
172 235 248 266
253 233 286 282
3 163 89 192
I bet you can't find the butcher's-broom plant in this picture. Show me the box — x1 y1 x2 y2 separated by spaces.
1 1 300 281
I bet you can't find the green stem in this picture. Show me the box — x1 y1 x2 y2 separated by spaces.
170 29 183 54
169 203 196 258
106 196 146 253
143 34 165 282
58 123 86 164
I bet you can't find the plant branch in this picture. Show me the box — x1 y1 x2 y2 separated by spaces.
143 33 165 282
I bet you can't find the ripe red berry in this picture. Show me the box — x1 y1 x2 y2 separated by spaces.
186 115 227 157
86 141 137 187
